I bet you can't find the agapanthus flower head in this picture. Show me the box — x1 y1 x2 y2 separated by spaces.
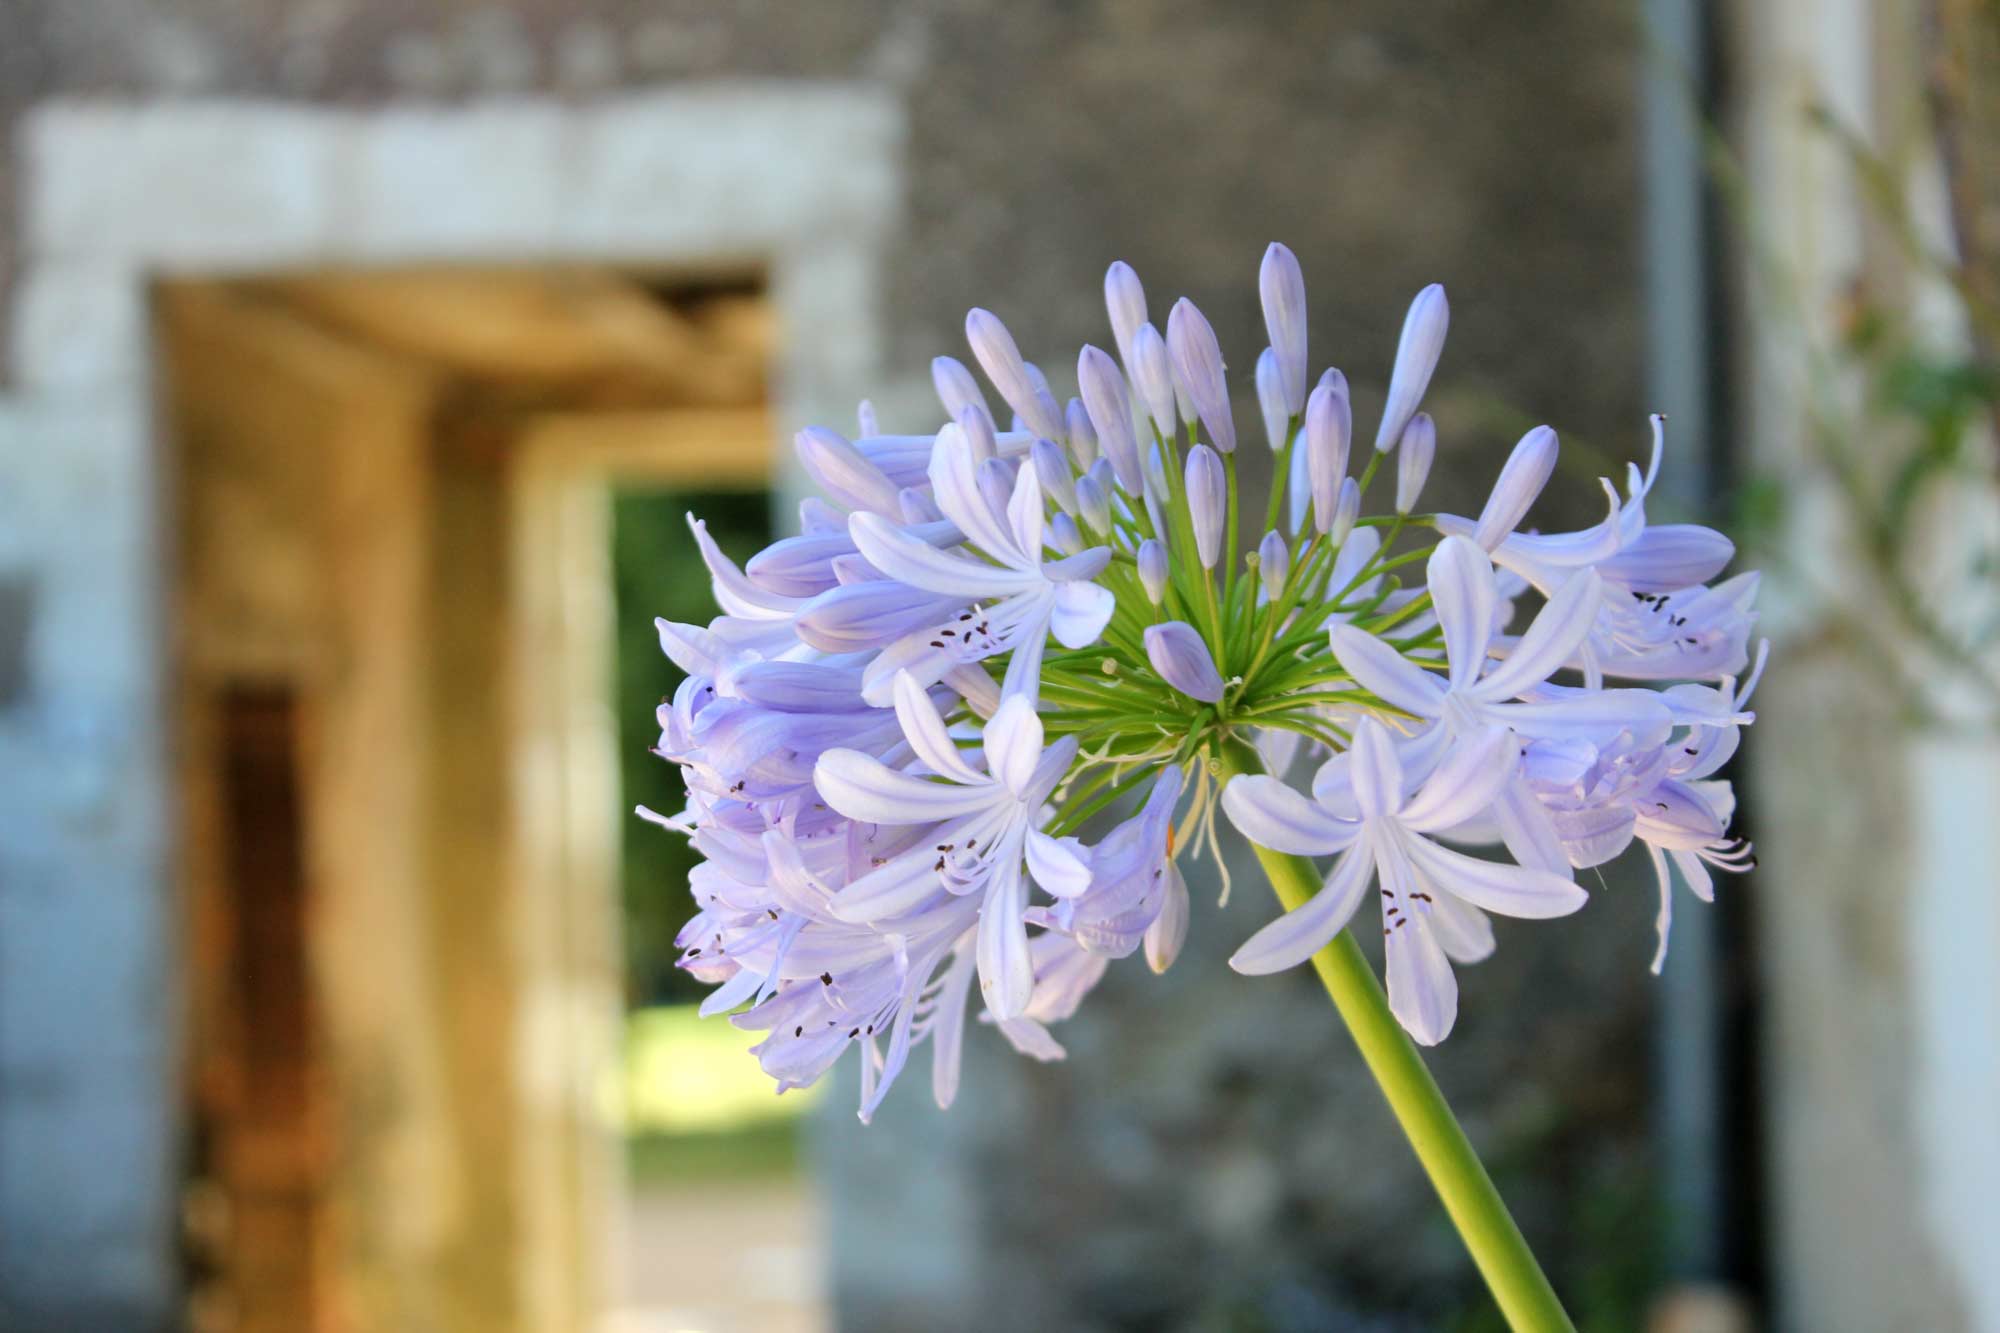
646 244 1765 1118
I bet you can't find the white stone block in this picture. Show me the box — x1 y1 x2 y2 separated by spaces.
0 396 158 704
24 102 340 268
10 261 148 390
334 103 568 259
566 85 904 256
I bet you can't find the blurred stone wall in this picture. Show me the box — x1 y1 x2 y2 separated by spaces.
0 3 1657 1330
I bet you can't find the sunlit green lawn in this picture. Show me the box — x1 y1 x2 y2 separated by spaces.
617 1003 819 1185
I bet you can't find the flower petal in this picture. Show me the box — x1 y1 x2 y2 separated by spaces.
814 748 996 825
929 947 979 1108
1398 726 1515 833
1427 537 1498 692
1026 829 1092 898
1403 834 1587 919
1347 717 1407 819
849 511 1030 598
1474 570 1602 701
1427 893 1496 964
831 847 950 922
891 670 986 784
1221 774 1362 857
928 425 1027 563
1329 625 1446 719
977 862 1035 1019
983 693 1045 798
1229 843 1373 975
1144 864 1191 974
1383 900 1458 1045
1006 455 1046 560
1144 621 1227 703
1050 580 1115 648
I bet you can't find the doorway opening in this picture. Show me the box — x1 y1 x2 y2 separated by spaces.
159 267 822 1333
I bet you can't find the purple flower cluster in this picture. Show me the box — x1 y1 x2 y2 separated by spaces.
647 244 1764 1118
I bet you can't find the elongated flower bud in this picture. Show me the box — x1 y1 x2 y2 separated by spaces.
1145 863 1190 974
1049 510 1085 556
1256 347 1289 452
797 427 900 515
977 456 1016 518
932 355 987 421
1138 538 1168 604
1472 424 1557 550
1144 621 1226 702
966 308 1065 440
1074 471 1110 535
958 403 1000 464
897 487 941 524
1259 242 1308 414
1031 438 1077 513
1395 412 1436 514
1143 440 1170 500
1330 475 1361 545
1065 397 1099 468
799 496 843 533
1167 298 1235 453
1257 529 1288 600
1105 260 1148 368
1130 322 1179 439
857 400 880 437
1375 283 1449 453
1305 374 1351 534
1185 444 1226 568
1021 361 1065 442
1077 344 1144 492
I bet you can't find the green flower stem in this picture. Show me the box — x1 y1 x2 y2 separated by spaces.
1217 740 1576 1333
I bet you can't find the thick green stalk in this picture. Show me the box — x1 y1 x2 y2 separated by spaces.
1217 741 1576 1333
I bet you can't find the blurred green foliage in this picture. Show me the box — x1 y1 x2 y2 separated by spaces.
612 486 771 1008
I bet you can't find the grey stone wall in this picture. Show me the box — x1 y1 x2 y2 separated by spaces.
0 3 1656 1330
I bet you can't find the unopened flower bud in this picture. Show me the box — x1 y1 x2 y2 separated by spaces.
797 427 900 515
1138 538 1169 605
1104 260 1148 368
1167 297 1236 453
799 496 843 533
1259 242 1308 415
1395 413 1436 514
1185 444 1226 568
966 307 1065 440
1065 397 1099 469
977 457 1016 519
1145 863 1191 974
1472 425 1558 550
1049 510 1085 556
897 487 941 525
931 355 987 421
1144 621 1227 703
1078 344 1143 492
1256 347 1289 453
1075 472 1110 534
1258 529 1288 600
1130 322 1179 440
1031 438 1077 513
1330 476 1361 545
958 403 999 464
1375 283 1448 452
1306 373 1352 533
